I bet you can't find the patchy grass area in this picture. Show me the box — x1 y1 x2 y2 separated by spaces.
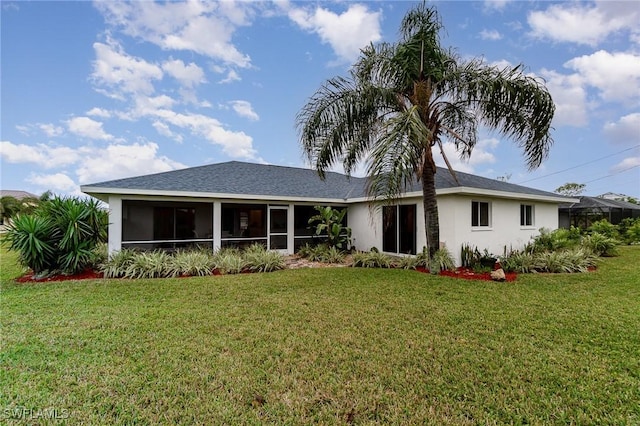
1 247 639 424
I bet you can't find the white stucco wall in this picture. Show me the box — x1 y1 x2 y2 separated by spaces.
349 195 559 264
438 195 558 263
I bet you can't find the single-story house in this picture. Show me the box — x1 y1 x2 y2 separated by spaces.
559 196 640 228
81 161 574 264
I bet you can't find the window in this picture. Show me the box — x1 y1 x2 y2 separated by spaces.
520 204 534 227
471 201 491 227
382 204 416 254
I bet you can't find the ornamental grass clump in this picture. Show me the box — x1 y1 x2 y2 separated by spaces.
428 248 456 274
101 249 137 278
167 249 215 277
124 250 171 279
581 233 619 257
243 243 285 273
352 250 394 268
212 248 246 275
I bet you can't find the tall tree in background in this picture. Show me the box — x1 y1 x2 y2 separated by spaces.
297 3 555 257
555 182 586 197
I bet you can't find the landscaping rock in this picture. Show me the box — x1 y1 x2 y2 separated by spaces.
490 268 506 281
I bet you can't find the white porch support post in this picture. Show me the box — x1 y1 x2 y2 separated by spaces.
213 201 221 252
287 203 295 254
108 195 122 255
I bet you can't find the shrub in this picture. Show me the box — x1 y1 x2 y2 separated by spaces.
581 233 619 257
124 250 171 279
588 219 619 239
623 220 640 244
213 248 246 274
352 251 394 268
397 255 419 270
2 214 60 275
501 251 537 273
308 206 352 249
167 249 215 277
429 248 455 274
243 244 285 273
101 249 137 278
1 195 108 275
531 227 581 253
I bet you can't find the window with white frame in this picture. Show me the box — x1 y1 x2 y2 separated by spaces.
520 204 534 227
471 201 491 227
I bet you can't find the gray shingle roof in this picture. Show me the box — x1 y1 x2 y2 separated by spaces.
559 196 640 211
82 161 563 200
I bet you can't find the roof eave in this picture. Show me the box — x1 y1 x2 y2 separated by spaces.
80 186 349 204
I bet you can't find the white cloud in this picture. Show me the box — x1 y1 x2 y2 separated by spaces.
484 0 512 11
38 123 64 137
611 156 640 173
92 39 163 97
229 100 259 121
528 2 640 46
436 138 499 173
0 141 79 168
86 107 112 118
95 1 252 67
147 108 257 159
603 113 640 145
67 116 114 140
75 142 184 184
162 59 205 88
539 69 589 127
564 51 640 104
27 172 77 193
219 69 241 84
152 120 183 143
0 140 185 186
479 29 502 41
288 4 381 64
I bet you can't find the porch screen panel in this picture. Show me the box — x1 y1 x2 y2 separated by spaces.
122 200 213 250
399 204 416 255
382 206 398 253
221 204 267 249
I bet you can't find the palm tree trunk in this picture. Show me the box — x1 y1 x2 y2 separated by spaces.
421 156 440 259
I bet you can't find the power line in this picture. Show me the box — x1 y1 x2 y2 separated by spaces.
517 144 640 184
583 164 640 185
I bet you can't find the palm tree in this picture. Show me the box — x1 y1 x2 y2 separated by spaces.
297 3 555 257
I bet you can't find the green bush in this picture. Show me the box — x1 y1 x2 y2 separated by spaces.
532 248 598 273
2 214 60 275
588 219 619 239
243 244 285 273
501 251 536 273
308 206 352 249
352 251 394 268
167 250 215 277
101 249 137 278
531 227 582 253
623 220 640 244
213 248 247 275
2 195 107 275
581 233 619 257
397 255 419 270
429 248 456 274
124 250 171 279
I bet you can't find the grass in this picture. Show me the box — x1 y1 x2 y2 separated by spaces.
1 246 639 424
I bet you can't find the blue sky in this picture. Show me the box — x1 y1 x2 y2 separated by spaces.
2 0 639 199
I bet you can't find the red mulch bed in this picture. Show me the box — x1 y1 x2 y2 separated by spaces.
416 266 517 282
16 269 103 283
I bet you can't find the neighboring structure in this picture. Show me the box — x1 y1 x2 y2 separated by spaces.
0 190 38 200
559 196 640 228
81 161 574 264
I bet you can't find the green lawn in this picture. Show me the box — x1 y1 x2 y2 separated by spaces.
1 247 639 424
